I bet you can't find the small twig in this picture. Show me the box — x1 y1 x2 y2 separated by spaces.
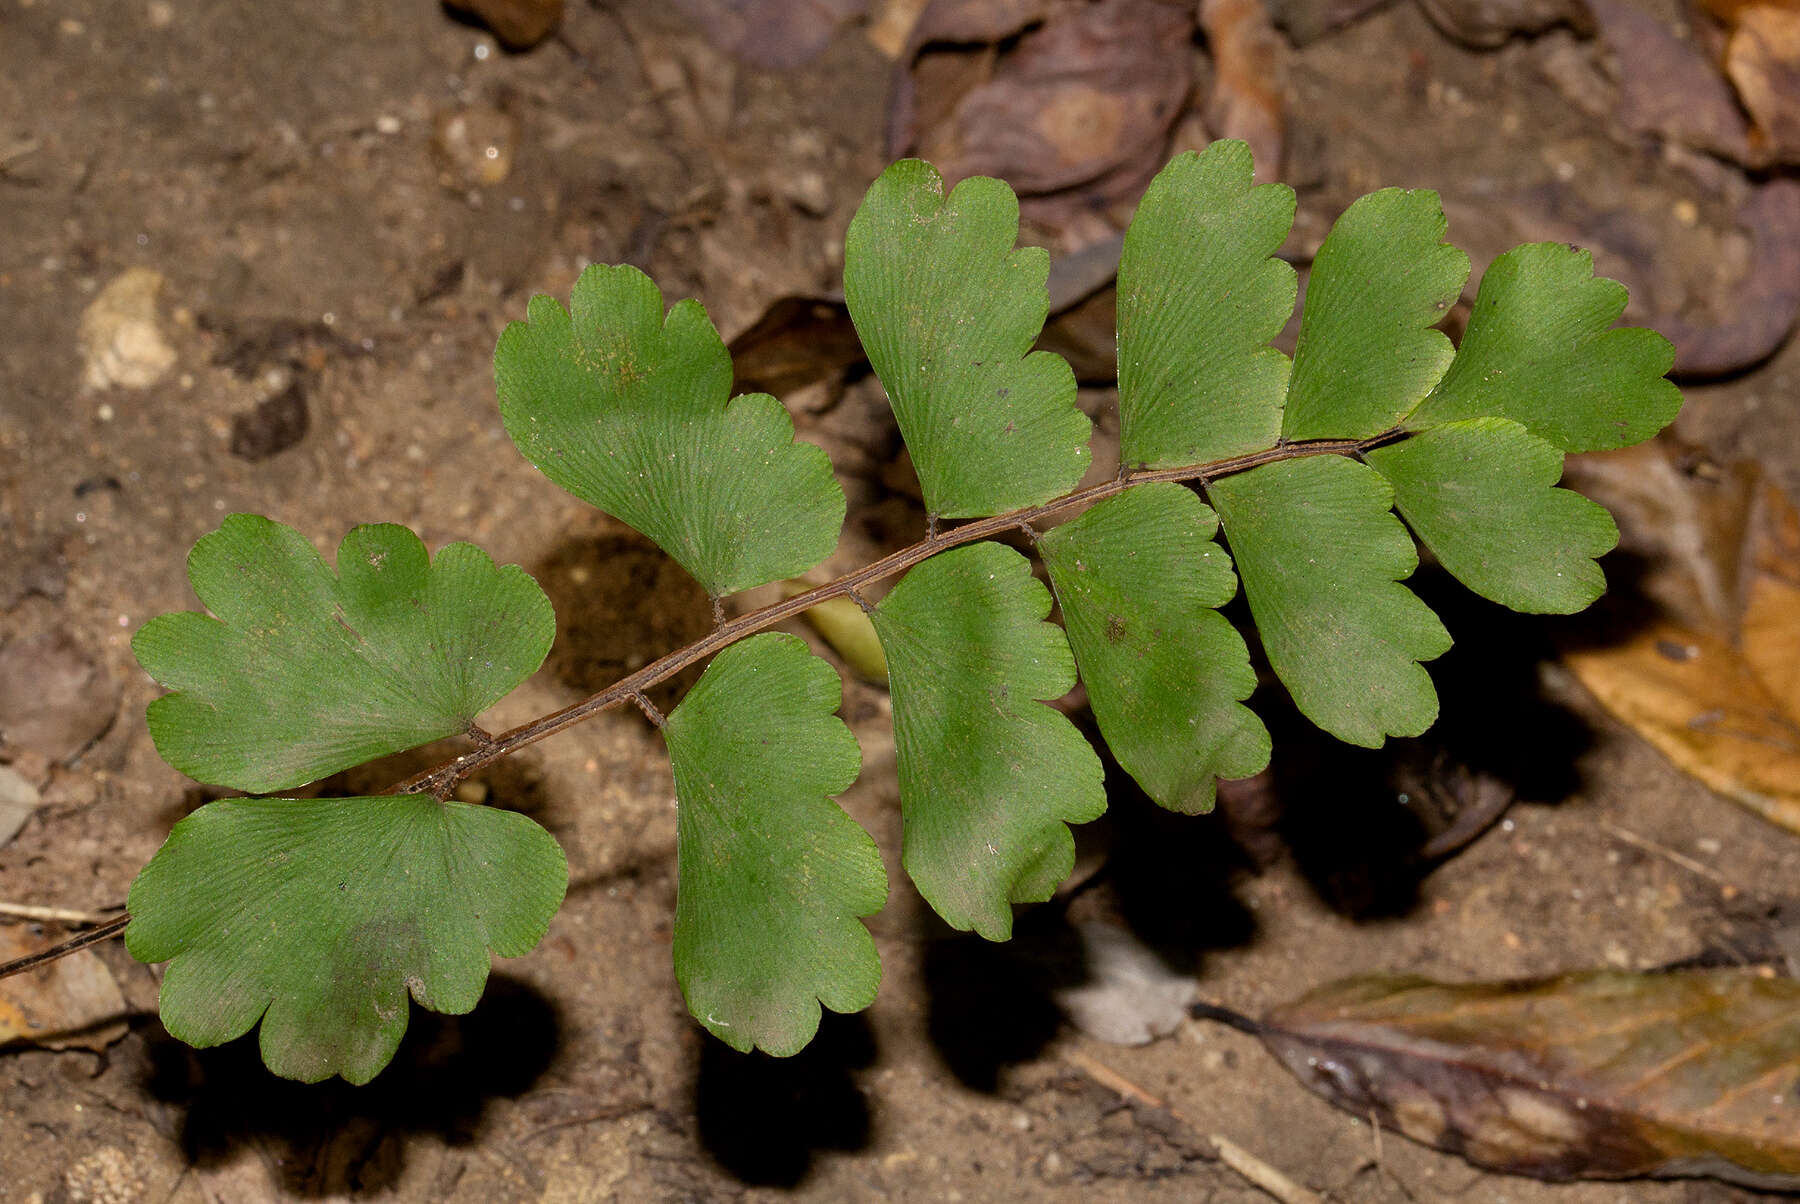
1212 1133 1324 1204
710 595 726 627
0 902 123 926
0 914 130 980
518 1099 654 1144
844 584 874 614
1060 1048 1323 1204
1598 819 1736 892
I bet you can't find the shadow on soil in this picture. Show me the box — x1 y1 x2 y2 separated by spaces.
917 567 1611 1091
143 974 561 1197
921 756 1260 1093
1269 573 1602 920
692 1010 877 1187
533 529 715 715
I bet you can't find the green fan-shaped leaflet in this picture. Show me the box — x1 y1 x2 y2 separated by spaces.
133 516 553 794
1208 456 1451 747
125 794 567 1084
495 264 843 598
1283 189 1470 441
870 542 1105 940
843 160 1091 518
1116 141 1296 467
662 633 886 1056
1367 418 1619 614
1404 242 1682 452
1040 484 1269 814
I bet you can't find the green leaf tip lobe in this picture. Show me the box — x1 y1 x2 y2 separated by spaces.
126 794 567 1084
1406 242 1681 452
1283 188 1470 441
872 542 1105 940
495 263 844 598
844 159 1092 519
662 632 886 1056
133 515 553 793
1117 141 1296 467
1041 483 1270 813
1369 418 1619 613
1209 456 1451 747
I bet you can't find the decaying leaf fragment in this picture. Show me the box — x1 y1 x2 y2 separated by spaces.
1560 443 1800 832
1256 970 1800 1188
1716 0 1800 162
0 925 127 1053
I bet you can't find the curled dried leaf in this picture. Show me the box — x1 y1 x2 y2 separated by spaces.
1257 970 1800 1189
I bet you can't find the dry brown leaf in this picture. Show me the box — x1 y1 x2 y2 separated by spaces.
1560 443 1800 831
0 925 128 1052
441 0 563 51
866 0 935 56
1414 0 1589 47
1256 969 1800 1188
1728 7 1800 160
726 295 863 399
889 0 1192 235
1656 179 1800 379
1262 0 1395 44
1563 626 1800 831
0 764 40 849
1697 0 1800 22
669 0 869 70
1700 0 1800 163
1198 0 1288 179
1585 0 1755 164
1744 479 1800 715
0 627 120 765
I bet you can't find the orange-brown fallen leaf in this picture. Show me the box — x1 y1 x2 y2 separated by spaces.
1198 0 1288 180
1560 443 1800 832
1564 623 1800 831
1695 0 1800 162
0 924 127 1053
1252 970 1800 1188
1729 6 1800 162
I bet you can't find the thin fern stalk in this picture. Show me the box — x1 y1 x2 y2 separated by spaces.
389 431 1395 801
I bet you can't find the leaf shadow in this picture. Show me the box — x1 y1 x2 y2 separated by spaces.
1543 547 1671 654
920 909 1081 1095
920 751 1258 1094
691 1010 876 1187
532 529 715 715
1259 569 1606 921
141 973 562 1197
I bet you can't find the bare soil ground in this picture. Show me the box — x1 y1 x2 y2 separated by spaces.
3 0 1799 1200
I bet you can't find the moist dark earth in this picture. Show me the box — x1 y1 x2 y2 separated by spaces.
4 0 1800 1200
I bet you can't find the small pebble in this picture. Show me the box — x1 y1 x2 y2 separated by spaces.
78 268 177 390
433 106 517 187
